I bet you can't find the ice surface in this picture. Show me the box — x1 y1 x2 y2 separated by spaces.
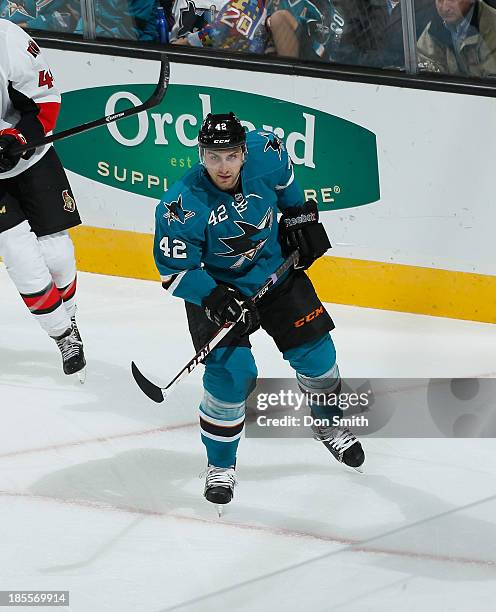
1 264 496 611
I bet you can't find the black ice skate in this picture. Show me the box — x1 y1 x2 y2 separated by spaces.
311 422 365 472
52 325 86 382
204 465 236 516
70 315 82 342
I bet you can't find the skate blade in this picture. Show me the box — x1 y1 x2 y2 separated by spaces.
352 462 365 474
76 367 87 384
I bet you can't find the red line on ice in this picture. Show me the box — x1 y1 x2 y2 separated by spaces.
0 421 197 459
0 490 494 569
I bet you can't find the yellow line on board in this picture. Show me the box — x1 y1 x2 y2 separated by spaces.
68 226 496 324
308 256 496 324
70 225 159 281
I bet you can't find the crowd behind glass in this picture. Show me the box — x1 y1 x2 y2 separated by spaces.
2 0 495 77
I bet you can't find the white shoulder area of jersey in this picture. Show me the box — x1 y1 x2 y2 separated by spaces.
0 18 30 40
0 18 15 35
1 19 33 65
0 17 15 50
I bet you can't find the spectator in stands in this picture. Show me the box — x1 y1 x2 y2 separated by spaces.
332 0 389 67
379 0 436 68
0 0 80 32
75 0 158 41
171 0 267 54
264 0 300 58
331 0 435 69
265 0 405 66
417 0 496 76
169 0 212 43
266 0 346 60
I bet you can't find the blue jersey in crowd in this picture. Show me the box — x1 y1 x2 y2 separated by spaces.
0 0 77 31
153 130 303 305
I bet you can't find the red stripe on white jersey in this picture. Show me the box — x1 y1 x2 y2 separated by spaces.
21 282 62 315
59 276 77 302
36 101 60 134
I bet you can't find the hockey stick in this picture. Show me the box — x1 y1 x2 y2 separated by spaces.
131 250 300 403
11 54 170 156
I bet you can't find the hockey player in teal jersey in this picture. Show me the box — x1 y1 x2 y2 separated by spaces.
154 112 364 508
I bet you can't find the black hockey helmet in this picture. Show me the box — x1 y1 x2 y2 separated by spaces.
198 112 246 152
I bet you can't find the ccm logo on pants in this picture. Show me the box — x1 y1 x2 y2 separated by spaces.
294 306 324 327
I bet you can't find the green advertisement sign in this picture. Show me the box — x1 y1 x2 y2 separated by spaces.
55 84 380 211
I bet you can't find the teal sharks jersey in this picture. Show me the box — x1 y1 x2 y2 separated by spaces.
153 130 303 305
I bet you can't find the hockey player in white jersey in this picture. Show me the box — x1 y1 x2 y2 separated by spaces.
0 20 85 379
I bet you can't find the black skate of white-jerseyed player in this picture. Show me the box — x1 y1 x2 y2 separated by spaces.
52 319 86 383
70 315 82 342
311 421 365 472
204 465 236 516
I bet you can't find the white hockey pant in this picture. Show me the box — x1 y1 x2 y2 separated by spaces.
0 220 77 338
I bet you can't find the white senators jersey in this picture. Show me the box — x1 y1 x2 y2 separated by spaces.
0 20 61 179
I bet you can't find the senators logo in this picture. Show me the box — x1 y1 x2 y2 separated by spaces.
27 40 40 58
62 190 76 213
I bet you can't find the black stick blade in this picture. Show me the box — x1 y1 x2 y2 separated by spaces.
131 361 164 403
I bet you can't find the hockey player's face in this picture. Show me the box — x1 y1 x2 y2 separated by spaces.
204 147 244 190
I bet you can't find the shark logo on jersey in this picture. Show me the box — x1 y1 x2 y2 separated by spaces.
163 194 196 226
6 0 35 18
176 0 205 38
5 0 53 19
5 0 57 19
260 132 284 160
216 208 273 268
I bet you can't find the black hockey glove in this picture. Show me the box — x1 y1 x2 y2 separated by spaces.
279 200 331 270
202 285 260 337
0 129 30 173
